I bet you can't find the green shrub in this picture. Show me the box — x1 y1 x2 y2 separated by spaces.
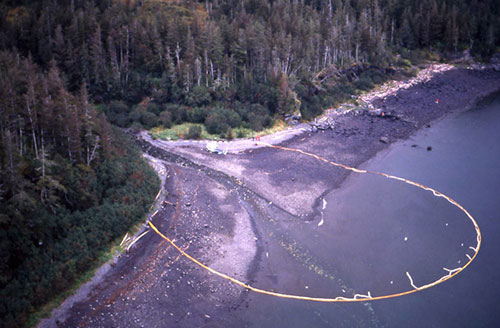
146 103 161 115
354 77 374 91
109 100 131 114
112 112 132 128
163 104 187 124
226 127 234 140
363 69 385 84
187 107 208 123
204 105 242 134
105 101 133 127
300 96 323 120
205 113 229 134
226 110 242 128
129 106 144 122
159 111 172 128
237 103 271 131
185 86 212 107
397 58 412 68
187 125 202 139
140 111 158 128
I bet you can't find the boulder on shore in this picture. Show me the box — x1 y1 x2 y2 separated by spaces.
380 136 390 144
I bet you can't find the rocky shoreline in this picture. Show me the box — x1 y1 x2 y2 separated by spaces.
39 64 500 327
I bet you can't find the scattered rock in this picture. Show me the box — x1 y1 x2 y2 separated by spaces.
379 110 399 121
380 136 390 144
285 112 302 126
185 202 192 207
310 121 332 131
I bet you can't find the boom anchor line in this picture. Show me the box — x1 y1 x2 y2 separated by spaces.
149 142 481 302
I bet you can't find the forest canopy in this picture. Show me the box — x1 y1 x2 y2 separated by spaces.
1 0 498 136
0 51 159 327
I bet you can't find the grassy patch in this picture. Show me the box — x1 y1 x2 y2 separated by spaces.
231 120 287 139
150 123 221 140
253 119 287 136
150 120 288 141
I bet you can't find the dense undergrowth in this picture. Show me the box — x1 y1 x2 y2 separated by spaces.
0 52 160 328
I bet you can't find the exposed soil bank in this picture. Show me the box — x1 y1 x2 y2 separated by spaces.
39 65 500 327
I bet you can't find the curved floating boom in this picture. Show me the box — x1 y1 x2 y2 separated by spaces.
148 142 482 302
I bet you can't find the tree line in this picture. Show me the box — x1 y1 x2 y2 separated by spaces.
1 0 498 136
0 51 159 327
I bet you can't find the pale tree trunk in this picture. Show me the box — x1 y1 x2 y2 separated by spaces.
26 98 39 159
62 96 73 162
175 43 182 71
204 50 209 87
18 115 23 157
87 136 100 167
391 18 395 46
126 27 130 85
41 128 45 177
4 129 14 174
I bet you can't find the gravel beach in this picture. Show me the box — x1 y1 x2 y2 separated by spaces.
39 64 500 328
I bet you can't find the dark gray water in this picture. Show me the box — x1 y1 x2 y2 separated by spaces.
240 95 500 327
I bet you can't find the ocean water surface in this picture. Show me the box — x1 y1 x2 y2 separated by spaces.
237 95 500 327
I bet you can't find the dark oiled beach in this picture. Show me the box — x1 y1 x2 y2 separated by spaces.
41 66 500 328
